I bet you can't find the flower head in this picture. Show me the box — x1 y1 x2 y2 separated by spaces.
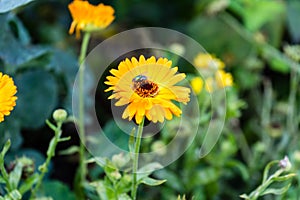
105 55 191 124
194 53 225 70
215 70 233 88
190 77 203 94
68 0 115 38
0 72 17 122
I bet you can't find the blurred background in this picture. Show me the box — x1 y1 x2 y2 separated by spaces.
0 0 300 199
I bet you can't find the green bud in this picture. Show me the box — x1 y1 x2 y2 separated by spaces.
110 170 121 180
151 141 166 156
169 43 185 55
111 153 129 169
53 109 68 123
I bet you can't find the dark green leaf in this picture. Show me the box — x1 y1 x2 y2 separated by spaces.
287 1 300 42
0 14 50 71
14 70 58 128
40 180 76 200
0 0 35 13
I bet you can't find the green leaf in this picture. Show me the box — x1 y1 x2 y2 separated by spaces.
1 140 11 158
0 14 50 72
14 70 58 128
261 183 292 196
18 173 39 194
272 173 297 182
8 189 21 200
188 14 253 66
0 0 35 13
58 146 79 156
287 1 300 42
242 1 285 32
137 162 163 181
39 180 76 200
139 177 166 186
91 181 116 200
262 160 278 183
0 119 22 151
118 193 132 200
8 162 23 189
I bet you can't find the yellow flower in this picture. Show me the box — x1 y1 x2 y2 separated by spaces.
105 55 191 124
215 70 233 88
194 53 225 70
0 72 17 123
68 0 115 38
191 77 203 94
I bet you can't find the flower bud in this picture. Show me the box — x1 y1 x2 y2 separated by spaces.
279 156 292 171
53 109 68 123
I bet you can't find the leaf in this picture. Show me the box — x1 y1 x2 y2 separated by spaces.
18 173 39 194
1 140 11 158
154 169 185 192
188 14 253 66
91 181 116 200
0 119 22 151
8 190 22 200
287 1 300 42
58 146 79 155
262 160 278 183
118 193 132 200
0 0 35 13
14 70 58 128
8 162 23 189
40 180 76 200
261 183 292 196
139 177 166 186
137 162 163 181
240 0 286 32
0 14 50 71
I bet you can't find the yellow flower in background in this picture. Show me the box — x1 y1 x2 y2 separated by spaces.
216 70 233 88
194 53 225 70
68 0 115 38
192 52 233 93
105 55 191 124
191 77 203 94
0 72 17 123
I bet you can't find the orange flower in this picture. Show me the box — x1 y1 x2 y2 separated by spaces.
105 55 191 124
0 72 17 122
68 0 115 38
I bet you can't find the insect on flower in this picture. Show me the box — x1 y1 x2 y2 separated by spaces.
131 75 160 98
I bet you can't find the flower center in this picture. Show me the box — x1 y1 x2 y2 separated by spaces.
132 75 159 98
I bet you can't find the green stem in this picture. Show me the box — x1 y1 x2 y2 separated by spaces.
30 121 62 199
77 32 91 196
131 118 145 200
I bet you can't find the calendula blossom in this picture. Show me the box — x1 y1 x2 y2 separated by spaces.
105 55 191 124
68 0 115 38
191 53 233 94
191 77 203 94
0 72 17 122
216 70 233 88
194 53 225 70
